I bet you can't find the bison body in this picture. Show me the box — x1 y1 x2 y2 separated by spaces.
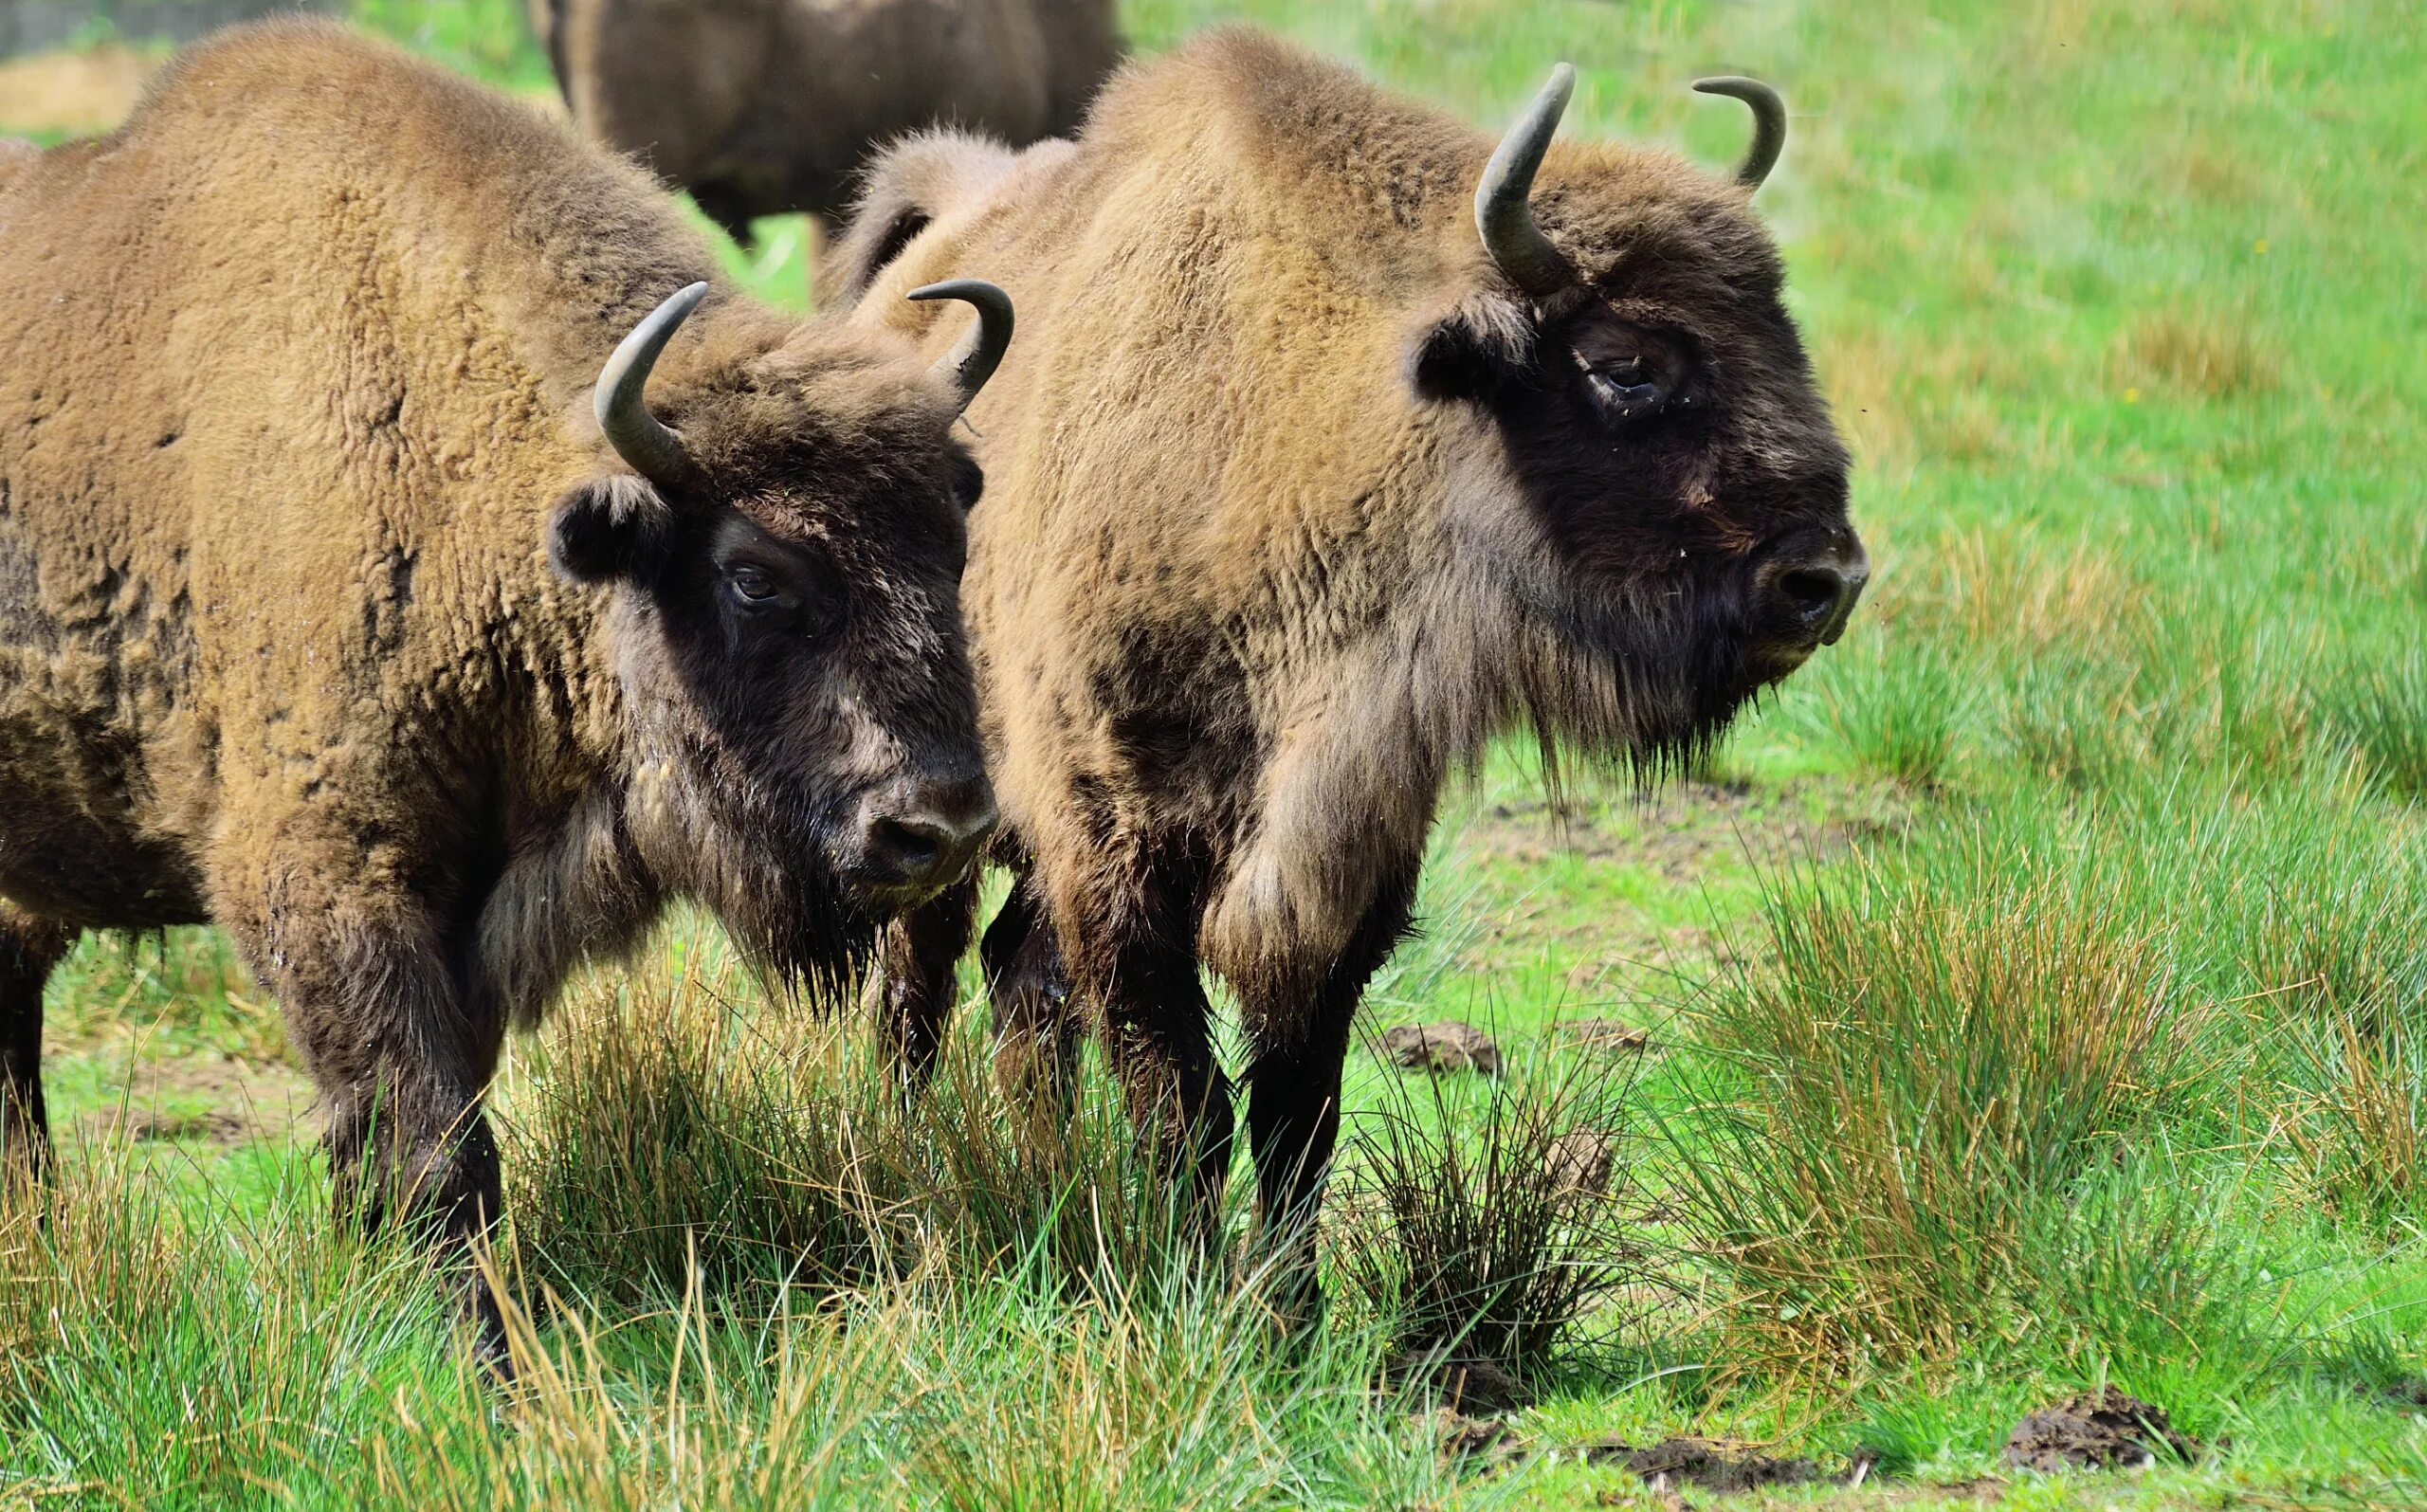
536 0 1122 241
0 20 1006 1357
838 31 1864 1269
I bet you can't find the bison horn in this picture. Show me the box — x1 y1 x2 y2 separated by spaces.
907 280 1015 414
1691 76 1786 190
1475 63 1578 301
594 281 709 488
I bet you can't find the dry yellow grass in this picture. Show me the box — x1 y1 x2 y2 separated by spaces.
0 46 155 137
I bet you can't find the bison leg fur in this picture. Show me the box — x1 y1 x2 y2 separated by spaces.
0 903 71 1186
1074 882 1235 1245
868 875 977 1099
1237 869 1419 1319
980 870 1080 1127
223 873 512 1367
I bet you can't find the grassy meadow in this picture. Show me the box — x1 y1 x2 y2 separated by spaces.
6 0 2426 1504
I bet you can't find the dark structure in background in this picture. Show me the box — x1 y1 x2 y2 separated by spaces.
0 0 333 57
534 0 1122 245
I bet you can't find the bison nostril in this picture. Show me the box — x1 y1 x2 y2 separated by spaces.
1775 566 1846 622
870 816 949 879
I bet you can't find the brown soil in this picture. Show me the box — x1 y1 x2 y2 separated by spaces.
1547 1018 1652 1055
1544 1130 1617 1196
0 46 155 136
1423 1407 1527 1465
1587 1435 1823 1494
1381 1021 1504 1076
2002 1388 2201 1473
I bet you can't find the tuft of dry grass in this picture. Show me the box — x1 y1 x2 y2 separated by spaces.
2113 305 2283 399
0 46 155 137
1659 850 2209 1370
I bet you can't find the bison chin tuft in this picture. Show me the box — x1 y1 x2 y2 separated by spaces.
1511 565 1780 784
621 745 882 1010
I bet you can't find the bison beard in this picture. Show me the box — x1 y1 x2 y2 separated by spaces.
622 714 878 1002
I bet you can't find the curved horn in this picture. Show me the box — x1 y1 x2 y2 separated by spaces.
1474 63 1577 301
907 280 1015 413
1691 76 1786 190
595 281 709 486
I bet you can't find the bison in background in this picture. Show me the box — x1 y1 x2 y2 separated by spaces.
837 30 1866 1288
533 0 1122 244
0 20 1013 1360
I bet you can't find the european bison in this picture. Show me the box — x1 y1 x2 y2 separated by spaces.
0 21 1012 1357
534 0 1122 243
838 32 1866 1277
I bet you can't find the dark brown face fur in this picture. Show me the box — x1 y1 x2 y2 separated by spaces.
548 337 991 992
1414 189 1862 768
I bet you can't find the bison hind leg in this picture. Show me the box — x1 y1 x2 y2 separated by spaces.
0 903 70 1188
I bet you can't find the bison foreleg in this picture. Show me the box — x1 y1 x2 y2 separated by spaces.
0 902 70 1188
1072 881 1234 1248
980 869 1080 1128
226 878 511 1369
1235 868 1420 1321
867 876 976 1100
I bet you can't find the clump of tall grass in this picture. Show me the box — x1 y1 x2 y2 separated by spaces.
1657 842 2210 1370
2319 652 2427 802
506 938 1208 1312
1787 635 1975 788
1332 1031 1642 1394
2287 1013 2426 1222
0 1145 471 1506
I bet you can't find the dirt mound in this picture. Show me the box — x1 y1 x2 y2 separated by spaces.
2003 1388 2200 1472
1421 1408 1526 1465
1547 1018 1651 1054
1588 1435 1820 1494
1381 1021 1503 1076
1544 1130 1616 1195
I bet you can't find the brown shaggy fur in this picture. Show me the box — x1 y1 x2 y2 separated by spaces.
535 0 1122 240
0 21 991 1355
836 31 1861 1271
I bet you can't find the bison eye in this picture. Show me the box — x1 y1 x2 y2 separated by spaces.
729 566 784 606
1586 359 1669 421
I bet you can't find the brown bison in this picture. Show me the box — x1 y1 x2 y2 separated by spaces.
0 20 1012 1357
836 31 1866 1279
534 0 1122 243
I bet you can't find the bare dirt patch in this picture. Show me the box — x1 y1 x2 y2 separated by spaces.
77 1052 316 1152
1585 1435 1824 1494
0 46 155 137
2003 1388 2201 1473
1382 1021 1504 1076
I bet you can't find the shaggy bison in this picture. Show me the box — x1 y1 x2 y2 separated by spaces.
839 32 1866 1275
534 0 1122 243
0 21 1011 1356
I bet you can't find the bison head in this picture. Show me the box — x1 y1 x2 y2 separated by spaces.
1409 68 1865 765
546 282 1012 988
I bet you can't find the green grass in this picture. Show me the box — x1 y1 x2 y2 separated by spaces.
7 0 2427 1505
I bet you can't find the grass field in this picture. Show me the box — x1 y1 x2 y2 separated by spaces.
6 0 2425 1505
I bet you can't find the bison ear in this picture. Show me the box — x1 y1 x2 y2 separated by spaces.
548 473 675 584
1407 290 1539 404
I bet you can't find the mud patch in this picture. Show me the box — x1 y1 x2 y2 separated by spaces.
0 46 155 137
1382 1021 1503 1076
2003 1388 2201 1472
1586 1435 1822 1494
